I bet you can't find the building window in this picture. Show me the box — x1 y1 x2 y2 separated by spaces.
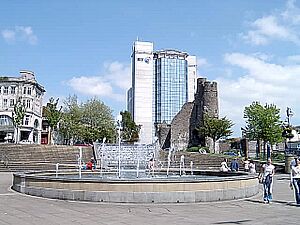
9 99 15 107
23 87 27 95
26 99 31 109
0 115 13 126
3 99 7 108
137 58 144 61
10 86 16 94
27 87 32 95
24 115 30 126
0 86 2 94
34 119 39 129
3 87 8 95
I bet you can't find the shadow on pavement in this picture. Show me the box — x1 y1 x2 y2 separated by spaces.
245 198 300 207
213 219 252 224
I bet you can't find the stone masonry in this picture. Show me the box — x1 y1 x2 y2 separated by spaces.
157 77 219 151
170 102 194 151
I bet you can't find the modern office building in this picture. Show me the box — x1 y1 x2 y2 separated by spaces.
128 41 197 144
0 70 45 143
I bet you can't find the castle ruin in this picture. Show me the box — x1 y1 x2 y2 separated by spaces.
156 77 219 151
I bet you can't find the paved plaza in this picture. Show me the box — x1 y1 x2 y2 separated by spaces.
0 172 298 225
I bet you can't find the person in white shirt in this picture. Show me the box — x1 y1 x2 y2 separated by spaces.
290 157 300 205
260 158 275 204
290 157 298 169
243 158 250 172
220 158 230 172
249 160 256 174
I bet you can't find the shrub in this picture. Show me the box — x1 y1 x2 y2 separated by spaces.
187 146 200 152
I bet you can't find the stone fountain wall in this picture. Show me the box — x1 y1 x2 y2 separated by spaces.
94 143 157 168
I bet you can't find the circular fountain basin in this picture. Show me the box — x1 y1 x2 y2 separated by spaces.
13 170 259 203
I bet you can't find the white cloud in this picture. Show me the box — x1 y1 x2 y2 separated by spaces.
218 52 300 136
103 61 131 90
241 1 300 46
1 30 15 43
287 55 300 63
242 15 300 45
282 0 300 24
67 61 131 102
224 53 290 84
1 26 37 45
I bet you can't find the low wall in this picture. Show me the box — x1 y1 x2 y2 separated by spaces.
13 170 259 203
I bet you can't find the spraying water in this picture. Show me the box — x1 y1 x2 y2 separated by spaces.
166 148 173 177
180 155 185 176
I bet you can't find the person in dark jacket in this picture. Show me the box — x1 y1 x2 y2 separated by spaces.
230 158 239 172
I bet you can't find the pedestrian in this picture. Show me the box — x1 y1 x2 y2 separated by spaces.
290 157 298 169
148 158 154 171
230 158 239 172
260 158 275 204
90 157 96 169
86 159 94 171
243 157 250 172
290 157 300 205
220 158 230 172
249 159 256 174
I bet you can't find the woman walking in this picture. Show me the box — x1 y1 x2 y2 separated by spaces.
260 158 275 204
290 157 300 205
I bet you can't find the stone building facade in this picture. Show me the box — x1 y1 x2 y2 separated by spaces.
0 70 45 143
157 77 219 151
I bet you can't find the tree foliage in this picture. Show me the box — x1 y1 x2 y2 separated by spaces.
60 95 82 144
80 98 115 143
44 97 62 130
243 102 283 158
60 96 116 144
12 100 26 143
44 97 62 144
13 100 26 127
120 111 140 143
197 114 233 152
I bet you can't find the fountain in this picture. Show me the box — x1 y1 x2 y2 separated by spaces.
12 140 259 203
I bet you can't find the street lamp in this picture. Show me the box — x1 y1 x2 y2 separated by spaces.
116 114 122 178
286 107 294 126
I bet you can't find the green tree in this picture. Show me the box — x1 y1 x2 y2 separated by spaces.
243 102 283 159
80 98 116 143
120 111 140 143
60 95 82 144
197 114 233 153
44 97 62 144
12 100 26 143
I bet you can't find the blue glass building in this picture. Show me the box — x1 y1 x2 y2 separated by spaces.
154 50 189 124
128 41 197 144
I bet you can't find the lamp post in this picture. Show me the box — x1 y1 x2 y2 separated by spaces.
286 107 293 126
284 107 295 173
116 114 122 178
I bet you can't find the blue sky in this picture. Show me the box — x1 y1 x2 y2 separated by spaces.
1 0 300 136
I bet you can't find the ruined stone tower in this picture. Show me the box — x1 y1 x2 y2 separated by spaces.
159 77 219 151
189 78 219 147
